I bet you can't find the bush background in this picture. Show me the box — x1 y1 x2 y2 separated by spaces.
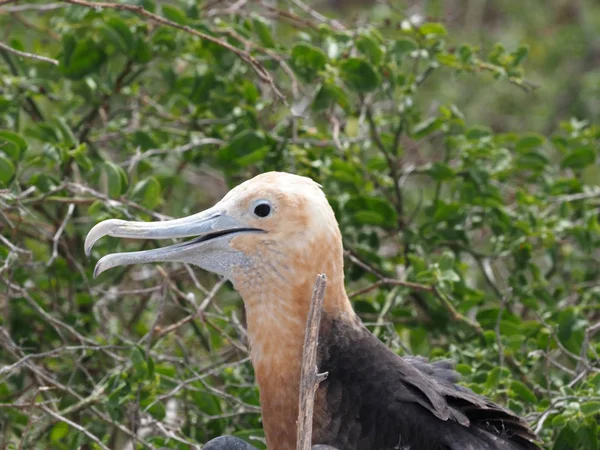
1 1 599 449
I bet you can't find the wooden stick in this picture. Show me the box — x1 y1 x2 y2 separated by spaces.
296 273 328 450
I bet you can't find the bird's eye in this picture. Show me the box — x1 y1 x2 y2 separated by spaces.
253 202 272 218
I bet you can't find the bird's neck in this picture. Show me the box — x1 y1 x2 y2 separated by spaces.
239 273 354 450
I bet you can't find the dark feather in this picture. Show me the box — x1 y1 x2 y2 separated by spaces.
313 315 541 450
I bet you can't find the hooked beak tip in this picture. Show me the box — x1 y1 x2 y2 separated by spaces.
93 262 101 279
93 255 113 278
84 219 126 257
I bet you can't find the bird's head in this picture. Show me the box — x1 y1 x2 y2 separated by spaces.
85 172 348 311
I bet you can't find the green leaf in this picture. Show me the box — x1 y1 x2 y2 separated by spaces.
312 83 349 112
509 380 537 403
50 422 69 443
354 210 385 226
74 153 93 172
133 37 152 63
161 4 187 24
455 364 472 376
25 122 61 144
458 44 473 63
53 117 77 148
466 126 492 139
131 177 162 209
516 133 545 151
420 22 447 37
346 196 398 228
554 425 578 450
236 146 270 167
516 151 549 172
579 423 599 450
366 157 388 171
104 161 128 198
330 160 363 186
339 57 381 93
511 45 529 67
0 153 15 184
131 347 147 379
438 251 455 271
147 354 155 380
59 36 107 79
412 117 443 139
253 15 275 48
101 17 135 54
581 401 600 417
0 131 27 160
427 162 455 181
439 269 460 283
30 173 59 193
356 34 383 65
219 130 266 166
561 146 596 170
391 38 417 61
485 366 501 389
552 413 568 428
436 52 460 68
290 43 327 82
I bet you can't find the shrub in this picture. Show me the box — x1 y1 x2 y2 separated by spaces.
1 2 599 449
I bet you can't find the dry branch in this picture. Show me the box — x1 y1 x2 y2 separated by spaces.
296 273 328 450
0 41 59 65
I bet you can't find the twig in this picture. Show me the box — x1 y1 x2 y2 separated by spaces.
432 287 484 335
296 273 328 450
0 344 123 380
127 139 225 173
1 2 65 11
154 279 226 340
38 404 111 450
364 103 404 228
0 41 58 65
0 233 31 255
348 277 433 298
258 2 320 31
343 249 386 279
552 190 600 204
285 0 345 31
47 203 75 266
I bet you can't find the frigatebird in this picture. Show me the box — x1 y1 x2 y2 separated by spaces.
86 172 541 450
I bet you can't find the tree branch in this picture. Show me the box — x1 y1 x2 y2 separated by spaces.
0 41 58 65
296 274 328 450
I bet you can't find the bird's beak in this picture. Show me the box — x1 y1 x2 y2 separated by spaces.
85 206 263 278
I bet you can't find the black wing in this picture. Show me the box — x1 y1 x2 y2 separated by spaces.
314 315 541 450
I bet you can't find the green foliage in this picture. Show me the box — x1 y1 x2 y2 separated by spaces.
1 1 599 449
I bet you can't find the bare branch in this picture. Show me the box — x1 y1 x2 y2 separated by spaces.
296 273 328 450
0 41 59 65
348 277 433 298
154 278 226 340
39 404 111 450
47 203 75 266
0 233 31 256
285 0 345 30
1 2 65 11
